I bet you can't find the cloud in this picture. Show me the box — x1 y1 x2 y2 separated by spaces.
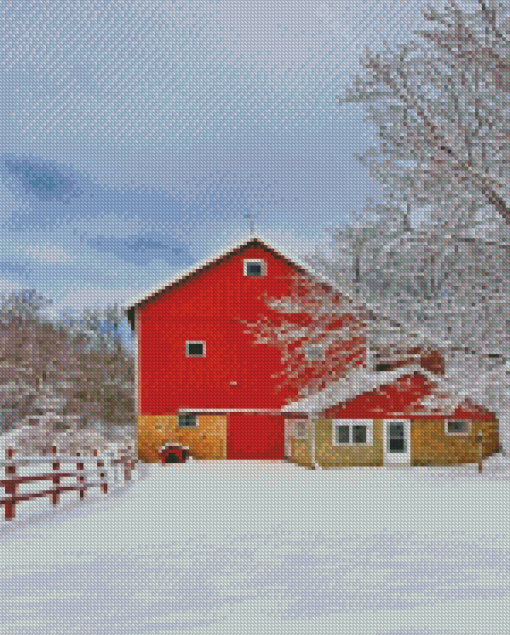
0 0 430 143
2 155 82 203
22 244 75 263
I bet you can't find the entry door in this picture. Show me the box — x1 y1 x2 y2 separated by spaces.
384 419 411 464
227 413 284 460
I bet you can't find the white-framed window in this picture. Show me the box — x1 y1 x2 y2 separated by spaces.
243 259 266 277
332 419 373 446
444 419 471 436
186 341 205 357
293 419 308 440
303 345 325 361
178 413 198 428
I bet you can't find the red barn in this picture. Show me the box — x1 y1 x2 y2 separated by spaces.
125 236 365 462
126 236 499 466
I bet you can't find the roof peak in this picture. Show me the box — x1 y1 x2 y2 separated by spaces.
123 233 327 316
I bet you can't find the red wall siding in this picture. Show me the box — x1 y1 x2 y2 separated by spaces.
323 372 497 421
138 243 366 415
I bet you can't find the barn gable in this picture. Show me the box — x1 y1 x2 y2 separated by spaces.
125 236 353 331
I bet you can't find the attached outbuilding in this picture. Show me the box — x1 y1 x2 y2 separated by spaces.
282 365 500 468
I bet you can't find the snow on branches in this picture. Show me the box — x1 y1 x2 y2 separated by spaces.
337 0 510 226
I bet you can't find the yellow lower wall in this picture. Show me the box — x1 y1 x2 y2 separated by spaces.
411 418 499 466
317 418 384 467
138 414 227 462
288 418 500 468
290 437 312 467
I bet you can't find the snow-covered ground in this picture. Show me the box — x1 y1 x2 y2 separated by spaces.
0 453 509 635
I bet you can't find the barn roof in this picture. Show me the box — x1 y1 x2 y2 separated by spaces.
123 234 361 331
281 365 494 418
282 365 436 413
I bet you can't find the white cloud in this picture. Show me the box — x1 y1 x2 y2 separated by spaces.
50 284 140 317
22 244 75 263
0 280 27 295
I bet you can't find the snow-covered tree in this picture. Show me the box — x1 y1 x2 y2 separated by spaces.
241 272 369 400
244 1 509 445
305 211 508 415
0 289 62 432
14 383 109 457
337 0 510 227
0 290 135 451
326 0 509 419
58 303 135 434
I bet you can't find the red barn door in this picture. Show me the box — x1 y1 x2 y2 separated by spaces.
227 413 284 460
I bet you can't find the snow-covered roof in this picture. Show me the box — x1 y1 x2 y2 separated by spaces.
282 364 448 414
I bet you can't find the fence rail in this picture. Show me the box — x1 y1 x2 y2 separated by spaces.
0 444 137 521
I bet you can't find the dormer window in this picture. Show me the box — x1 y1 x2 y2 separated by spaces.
244 259 266 277
186 341 205 357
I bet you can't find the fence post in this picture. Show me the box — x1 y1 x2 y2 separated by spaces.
94 448 108 495
4 446 17 521
477 431 483 473
76 451 86 499
106 450 116 487
51 444 60 506
121 450 129 482
127 446 133 481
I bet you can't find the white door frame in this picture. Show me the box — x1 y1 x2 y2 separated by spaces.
383 419 411 464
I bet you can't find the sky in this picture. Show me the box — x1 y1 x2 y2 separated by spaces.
0 0 461 331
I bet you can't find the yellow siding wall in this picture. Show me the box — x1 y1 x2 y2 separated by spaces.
288 420 384 468
289 438 312 467
316 418 384 467
138 414 227 462
287 417 500 468
411 418 500 466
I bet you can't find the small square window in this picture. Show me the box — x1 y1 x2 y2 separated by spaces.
445 419 470 435
336 425 350 444
333 419 373 446
186 341 205 357
244 259 266 277
178 413 198 428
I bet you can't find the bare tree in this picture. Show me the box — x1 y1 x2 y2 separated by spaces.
0 290 135 450
337 0 509 227
243 1 509 428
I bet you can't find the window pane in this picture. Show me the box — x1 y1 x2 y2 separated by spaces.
247 263 262 276
336 425 350 444
187 343 203 356
353 425 367 444
179 414 197 427
448 420 468 434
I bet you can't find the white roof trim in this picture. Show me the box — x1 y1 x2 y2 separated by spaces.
125 235 260 311
282 365 441 413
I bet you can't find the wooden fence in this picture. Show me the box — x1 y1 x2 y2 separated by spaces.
0 444 137 521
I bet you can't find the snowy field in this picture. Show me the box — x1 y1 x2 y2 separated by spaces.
0 453 509 635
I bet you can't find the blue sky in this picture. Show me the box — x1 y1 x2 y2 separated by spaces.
0 0 452 331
